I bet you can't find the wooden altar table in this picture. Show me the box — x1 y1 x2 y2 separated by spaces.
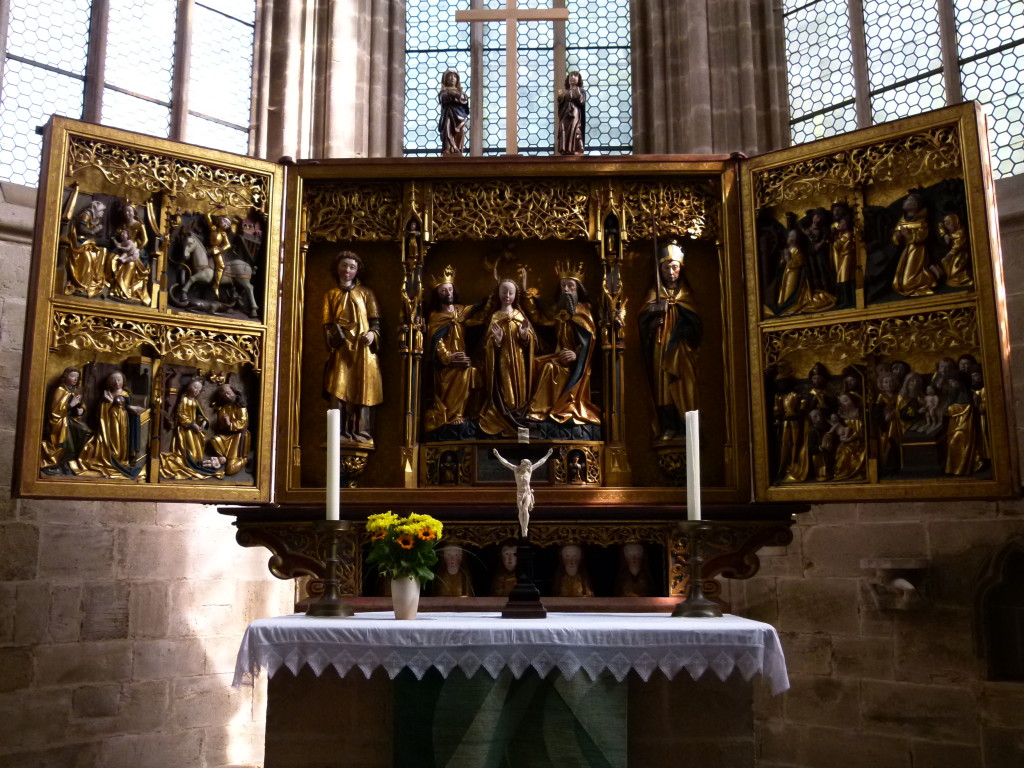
234 612 788 768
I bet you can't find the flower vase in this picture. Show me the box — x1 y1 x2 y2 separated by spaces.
391 576 421 620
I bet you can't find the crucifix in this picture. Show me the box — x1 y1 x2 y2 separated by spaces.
455 0 569 155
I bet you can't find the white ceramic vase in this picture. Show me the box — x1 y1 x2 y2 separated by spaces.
391 575 420 620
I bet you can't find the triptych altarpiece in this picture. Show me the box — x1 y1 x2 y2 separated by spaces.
14 105 1018 520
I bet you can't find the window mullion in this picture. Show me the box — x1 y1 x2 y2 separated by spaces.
848 0 872 128
83 0 110 123
553 0 565 149
937 0 963 104
170 0 193 141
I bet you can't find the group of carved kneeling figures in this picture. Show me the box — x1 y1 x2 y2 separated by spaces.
41 367 251 481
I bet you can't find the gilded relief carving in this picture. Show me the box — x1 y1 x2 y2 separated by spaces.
304 182 403 242
620 179 721 242
431 179 590 241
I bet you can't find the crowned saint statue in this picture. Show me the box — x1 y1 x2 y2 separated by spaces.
523 261 601 426
423 265 481 434
637 238 702 441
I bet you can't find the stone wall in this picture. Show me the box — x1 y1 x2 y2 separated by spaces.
724 175 1024 768
0 183 294 767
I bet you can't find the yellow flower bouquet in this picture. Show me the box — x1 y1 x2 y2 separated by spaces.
366 511 444 582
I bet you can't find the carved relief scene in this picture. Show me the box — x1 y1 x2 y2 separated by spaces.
285 171 741 493
18 120 280 501
753 124 975 318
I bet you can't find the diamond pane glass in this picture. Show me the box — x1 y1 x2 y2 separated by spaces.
101 88 171 137
790 103 857 145
784 0 855 119
104 0 175 102
404 0 471 155
0 61 84 186
870 72 945 123
6 0 90 74
863 0 942 91
198 0 256 26
962 45 1024 178
954 1 1024 60
187 4 255 127
186 114 250 154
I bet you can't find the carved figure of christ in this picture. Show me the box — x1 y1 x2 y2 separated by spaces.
455 0 569 155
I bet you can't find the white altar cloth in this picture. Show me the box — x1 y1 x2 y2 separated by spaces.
233 612 789 695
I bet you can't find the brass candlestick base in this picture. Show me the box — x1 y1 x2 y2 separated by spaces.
502 535 547 619
307 520 355 618
672 521 723 619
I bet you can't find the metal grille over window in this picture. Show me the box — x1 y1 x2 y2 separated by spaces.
0 0 91 186
403 0 632 157
954 0 1024 178
784 0 857 145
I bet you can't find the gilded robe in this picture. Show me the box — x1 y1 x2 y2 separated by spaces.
941 219 973 288
423 304 480 433
526 301 600 425
322 283 383 407
109 219 150 305
945 397 985 476
776 391 809 483
892 214 936 297
638 281 702 430
78 390 144 479
875 391 903 474
160 394 224 480
40 382 90 471
775 246 836 315
209 403 250 475
478 308 536 437
66 209 107 298
832 417 866 481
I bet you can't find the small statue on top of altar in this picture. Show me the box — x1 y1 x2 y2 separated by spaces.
522 262 601 426
891 192 937 297
423 266 481 434
433 545 474 597
439 69 469 157
556 71 585 156
490 539 519 597
323 251 383 444
637 238 702 441
614 542 654 597
478 279 536 437
553 543 593 597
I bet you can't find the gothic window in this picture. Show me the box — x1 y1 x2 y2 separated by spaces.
784 0 1024 178
0 0 257 187
404 0 632 157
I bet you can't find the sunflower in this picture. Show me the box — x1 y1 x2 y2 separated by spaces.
417 526 435 541
371 529 387 541
397 534 415 549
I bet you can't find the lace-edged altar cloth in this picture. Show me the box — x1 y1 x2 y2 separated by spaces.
233 612 789 695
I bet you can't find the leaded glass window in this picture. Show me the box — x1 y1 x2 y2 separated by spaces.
0 0 257 187
783 0 1024 178
404 0 631 157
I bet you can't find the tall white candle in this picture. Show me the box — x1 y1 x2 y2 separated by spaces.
326 409 341 521
685 410 701 521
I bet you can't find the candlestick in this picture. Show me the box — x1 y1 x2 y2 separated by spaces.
326 409 341 521
685 410 701 521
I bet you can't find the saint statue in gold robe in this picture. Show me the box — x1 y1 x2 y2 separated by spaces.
77 371 146 479
830 394 866 481
945 374 986 476
40 366 91 474
638 239 701 441
524 264 601 426
892 193 936 297
775 229 836 316
209 383 251 476
160 378 225 480
65 200 108 298
423 267 481 434
323 252 383 443
108 204 151 305
940 213 973 288
477 279 536 437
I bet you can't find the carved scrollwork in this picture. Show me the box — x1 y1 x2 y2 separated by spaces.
754 126 962 208
304 182 404 242
620 179 721 243
431 180 590 241
763 307 978 368
235 524 359 595
52 311 263 369
67 137 269 212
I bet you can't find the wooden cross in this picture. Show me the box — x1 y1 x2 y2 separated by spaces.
455 0 569 155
